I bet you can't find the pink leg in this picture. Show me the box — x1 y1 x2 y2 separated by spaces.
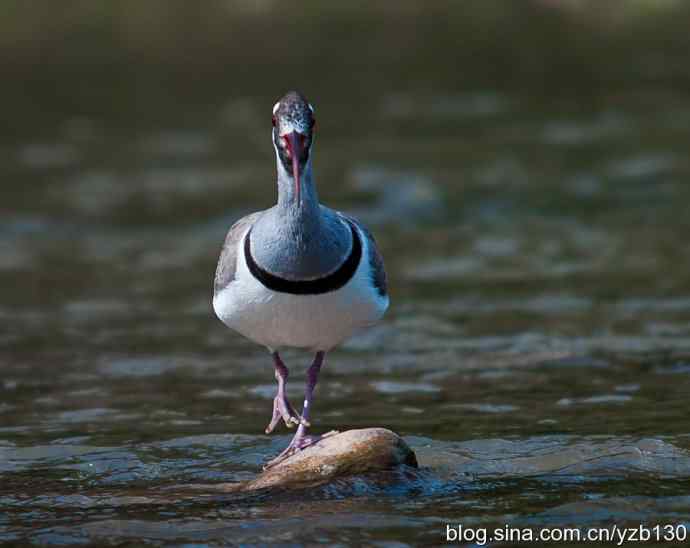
264 352 335 469
265 352 303 434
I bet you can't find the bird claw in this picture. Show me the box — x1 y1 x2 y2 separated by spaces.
265 395 305 434
263 435 318 470
263 430 340 470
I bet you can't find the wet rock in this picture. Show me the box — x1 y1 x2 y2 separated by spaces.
222 428 417 491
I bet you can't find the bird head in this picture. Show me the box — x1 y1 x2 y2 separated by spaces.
272 91 315 204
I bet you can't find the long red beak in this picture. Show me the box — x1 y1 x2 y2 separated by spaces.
283 131 303 204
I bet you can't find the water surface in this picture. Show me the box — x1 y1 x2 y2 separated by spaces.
2 3 690 546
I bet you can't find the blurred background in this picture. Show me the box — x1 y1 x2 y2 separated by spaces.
2 1 690 545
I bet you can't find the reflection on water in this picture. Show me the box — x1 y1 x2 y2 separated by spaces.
3 2 690 545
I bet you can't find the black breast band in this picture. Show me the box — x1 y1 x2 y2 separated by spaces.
244 220 362 295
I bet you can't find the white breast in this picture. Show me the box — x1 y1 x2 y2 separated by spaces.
213 225 388 352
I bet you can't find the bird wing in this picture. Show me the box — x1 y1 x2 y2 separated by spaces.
339 213 388 297
213 211 263 295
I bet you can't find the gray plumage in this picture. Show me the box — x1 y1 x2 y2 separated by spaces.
214 89 387 297
247 100 353 281
250 204 352 280
213 207 387 298
213 212 262 294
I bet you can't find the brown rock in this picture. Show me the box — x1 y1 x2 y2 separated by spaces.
203 428 416 493
245 428 417 490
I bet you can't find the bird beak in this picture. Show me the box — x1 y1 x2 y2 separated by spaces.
283 131 303 204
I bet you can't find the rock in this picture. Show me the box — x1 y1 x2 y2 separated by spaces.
247 428 417 490
214 428 417 492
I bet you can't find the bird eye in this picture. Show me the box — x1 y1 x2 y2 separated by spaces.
272 115 276 127
311 118 316 129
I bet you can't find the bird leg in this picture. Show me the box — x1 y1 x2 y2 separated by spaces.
265 352 303 434
264 351 336 469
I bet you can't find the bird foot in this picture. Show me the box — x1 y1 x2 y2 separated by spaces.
263 430 339 470
265 394 309 434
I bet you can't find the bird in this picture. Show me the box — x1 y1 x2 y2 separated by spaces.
212 91 389 468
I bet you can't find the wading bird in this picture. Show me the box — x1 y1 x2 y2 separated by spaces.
213 91 388 467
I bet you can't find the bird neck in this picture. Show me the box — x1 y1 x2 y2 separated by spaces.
275 157 321 228
250 157 352 280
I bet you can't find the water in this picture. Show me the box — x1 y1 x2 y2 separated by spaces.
3 3 690 546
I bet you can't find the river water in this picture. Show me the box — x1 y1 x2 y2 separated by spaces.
2 3 690 546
